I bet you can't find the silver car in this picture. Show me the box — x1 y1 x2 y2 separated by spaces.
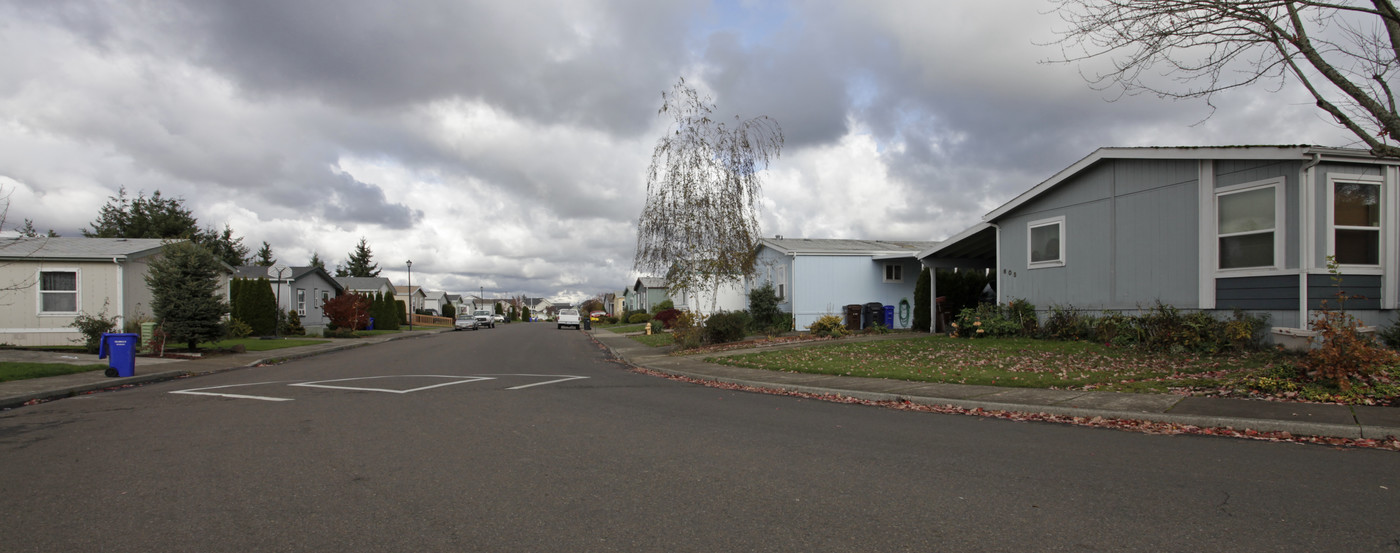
454 315 480 331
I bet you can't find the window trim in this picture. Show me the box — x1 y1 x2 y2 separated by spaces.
296 289 307 316
1214 177 1285 274
1326 173 1385 271
774 265 787 300
1026 216 1066 269
883 262 903 283
37 268 80 316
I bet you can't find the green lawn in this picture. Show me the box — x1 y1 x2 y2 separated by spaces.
604 324 650 334
629 333 675 347
201 338 330 351
712 335 1284 393
0 362 110 383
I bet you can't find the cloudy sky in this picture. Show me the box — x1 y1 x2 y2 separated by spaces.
0 0 1361 302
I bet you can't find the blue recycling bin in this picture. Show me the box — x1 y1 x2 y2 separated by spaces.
884 305 895 328
98 333 139 378
367 317 375 330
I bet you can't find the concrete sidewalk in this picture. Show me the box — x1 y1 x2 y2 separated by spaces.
0 329 451 410
589 329 1400 441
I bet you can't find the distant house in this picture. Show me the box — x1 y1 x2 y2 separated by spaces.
396 286 426 317
0 238 229 346
749 237 936 331
335 276 395 297
421 289 448 315
920 146 1400 343
622 287 638 312
672 277 747 315
631 277 671 313
612 291 626 316
445 294 463 316
234 265 344 334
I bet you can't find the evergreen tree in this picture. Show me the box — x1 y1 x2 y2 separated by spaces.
913 267 932 332
203 224 250 267
521 305 531 322
442 302 456 319
145 241 229 351
342 237 380 277
396 300 407 325
85 188 248 266
309 251 326 270
255 242 274 266
380 290 400 330
245 278 279 336
229 278 247 325
19 219 59 237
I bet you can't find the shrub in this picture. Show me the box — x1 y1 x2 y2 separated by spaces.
1378 317 1400 350
951 304 1019 338
807 314 850 338
671 311 703 349
703 311 751 344
69 302 118 353
322 327 356 338
283 310 306 336
628 313 653 324
650 299 674 314
1004 298 1038 336
1304 304 1398 389
1041 305 1093 341
323 293 371 330
654 308 683 329
748 283 784 330
225 318 254 339
912 267 932 332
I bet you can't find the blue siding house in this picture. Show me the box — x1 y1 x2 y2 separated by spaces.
748 238 936 331
920 146 1399 344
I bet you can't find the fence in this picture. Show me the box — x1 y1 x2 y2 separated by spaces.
410 313 453 327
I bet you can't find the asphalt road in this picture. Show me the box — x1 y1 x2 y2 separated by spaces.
1 323 1397 552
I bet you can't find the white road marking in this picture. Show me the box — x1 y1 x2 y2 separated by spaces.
480 374 591 390
169 374 590 402
289 375 495 394
170 381 296 402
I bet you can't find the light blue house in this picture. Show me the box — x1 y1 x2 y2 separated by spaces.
748 238 936 331
631 277 670 312
920 146 1399 343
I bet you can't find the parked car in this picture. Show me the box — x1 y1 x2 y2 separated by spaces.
557 308 582 330
493 314 505 323
473 309 495 329
454 315 479 331
590 311 607 321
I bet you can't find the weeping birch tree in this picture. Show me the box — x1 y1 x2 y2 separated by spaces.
1050 0 1400 157
634 79 783 312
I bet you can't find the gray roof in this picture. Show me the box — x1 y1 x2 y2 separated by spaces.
235 266 344 290
335 276 394 291
635 277 667 290
0 237 172 260
757 238 938 255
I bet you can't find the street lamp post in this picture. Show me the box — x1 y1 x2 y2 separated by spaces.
406 260 413 331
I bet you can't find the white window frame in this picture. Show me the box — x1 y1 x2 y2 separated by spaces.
37 268 80 316
767 264 788 300
296 289 307 316
1214 178 1285 275
883 263 903 283
1326 173 1385 272
1026 216 1066 269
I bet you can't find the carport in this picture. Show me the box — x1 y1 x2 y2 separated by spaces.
916 223 997 332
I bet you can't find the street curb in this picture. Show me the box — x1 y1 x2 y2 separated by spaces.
589 331 1400 442
0 329 450 410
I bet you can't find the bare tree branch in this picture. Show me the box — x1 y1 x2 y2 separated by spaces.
1048 0 1400 156
634 78 783 307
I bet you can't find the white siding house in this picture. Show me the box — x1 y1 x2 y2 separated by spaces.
748 238 936 331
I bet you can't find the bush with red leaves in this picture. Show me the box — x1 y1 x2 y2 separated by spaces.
654 308 683 329
322 293 371 330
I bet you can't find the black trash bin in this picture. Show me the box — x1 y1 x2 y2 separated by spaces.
862 302 884 329
844 304 862 331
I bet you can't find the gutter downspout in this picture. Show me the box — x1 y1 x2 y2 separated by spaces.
789 251 797 331
991 223 1002 304
1300 152 1322 330
112 256 124 330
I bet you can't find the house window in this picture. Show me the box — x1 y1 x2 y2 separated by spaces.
774 265 787 299
39 270 78 313
296 289 306 316
1216 181 1280 270
883 263 903 283
1027 216 1065 268
1332 179 1382 266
